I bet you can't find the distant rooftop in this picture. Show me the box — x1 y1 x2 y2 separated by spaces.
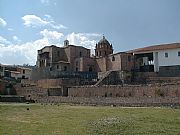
127 43 180 53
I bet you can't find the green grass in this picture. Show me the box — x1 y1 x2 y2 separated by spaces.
0 103 180 135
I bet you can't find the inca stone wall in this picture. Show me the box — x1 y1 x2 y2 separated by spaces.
68 84 180 98
15 83 180 106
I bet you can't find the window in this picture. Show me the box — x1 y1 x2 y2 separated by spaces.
64 66 67 71
104 51 106 55
76 61 78 66
80 52 82 57
57 65 59 69
112 56 115 61
178 52 180 56
23 70 25 74
89 67 93 72
165 52 168 58
57 51 60 56
128 56 131 62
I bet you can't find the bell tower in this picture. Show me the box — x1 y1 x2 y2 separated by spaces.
64 39 69 47
95 36 113 57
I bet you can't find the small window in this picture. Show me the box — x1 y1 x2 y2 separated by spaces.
64 66 67 71
112 56 115 61
100 51 101 56
96 52 98 56
178 52 180 56
89 67 93 72
76 67 78 71
57 65 59 69
23 70 25 74
57 51 60 56
165 52 168 58
76 61 78 66
80 52 82 57
104 51 106 55
128 56 131 62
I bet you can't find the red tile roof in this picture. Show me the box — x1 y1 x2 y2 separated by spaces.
127 43 180 53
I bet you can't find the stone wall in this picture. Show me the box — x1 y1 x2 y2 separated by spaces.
15 83 180 106
96 57 107 72
0 80 6 94
159 65 180 77
68 84 180 98
36 97 180 107
15 84 48 101
66 45 91 71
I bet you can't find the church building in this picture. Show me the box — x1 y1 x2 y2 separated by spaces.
36 36 134 73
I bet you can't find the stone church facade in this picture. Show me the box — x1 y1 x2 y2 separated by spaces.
37 36 134 73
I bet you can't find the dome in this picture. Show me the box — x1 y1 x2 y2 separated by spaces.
95 36 113 57
98 36 110 46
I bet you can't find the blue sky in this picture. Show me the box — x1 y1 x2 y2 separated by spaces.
0 0 180 65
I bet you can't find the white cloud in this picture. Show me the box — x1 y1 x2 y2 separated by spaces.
22 15 49 27
22 15 67 29
40 0 57 6
0 38 54 65
66 32 101 53
0 18 7 27
13 36 21 43
50 24 67 29
40 0 49 4
40 29 64 40
0 36 11 45
0 29 64 65
8 28 13 31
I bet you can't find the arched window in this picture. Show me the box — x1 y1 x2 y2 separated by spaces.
112 56 115 61
80 52 82 57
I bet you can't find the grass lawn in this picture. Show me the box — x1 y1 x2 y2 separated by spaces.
0 103 179 135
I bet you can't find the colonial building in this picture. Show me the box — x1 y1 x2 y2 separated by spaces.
128 43 180 76
37 41 91 72
37 36 134 73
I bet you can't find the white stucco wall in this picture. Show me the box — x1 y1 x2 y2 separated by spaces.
157 48 180 67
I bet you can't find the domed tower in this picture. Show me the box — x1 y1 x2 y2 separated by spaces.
95 36 113 57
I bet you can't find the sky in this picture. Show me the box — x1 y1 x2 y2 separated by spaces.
0 0 180 65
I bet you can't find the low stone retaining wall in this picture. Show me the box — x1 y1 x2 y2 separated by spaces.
15 83 180 106
68 84 180 98
37 97 180 107
0 95 26 102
